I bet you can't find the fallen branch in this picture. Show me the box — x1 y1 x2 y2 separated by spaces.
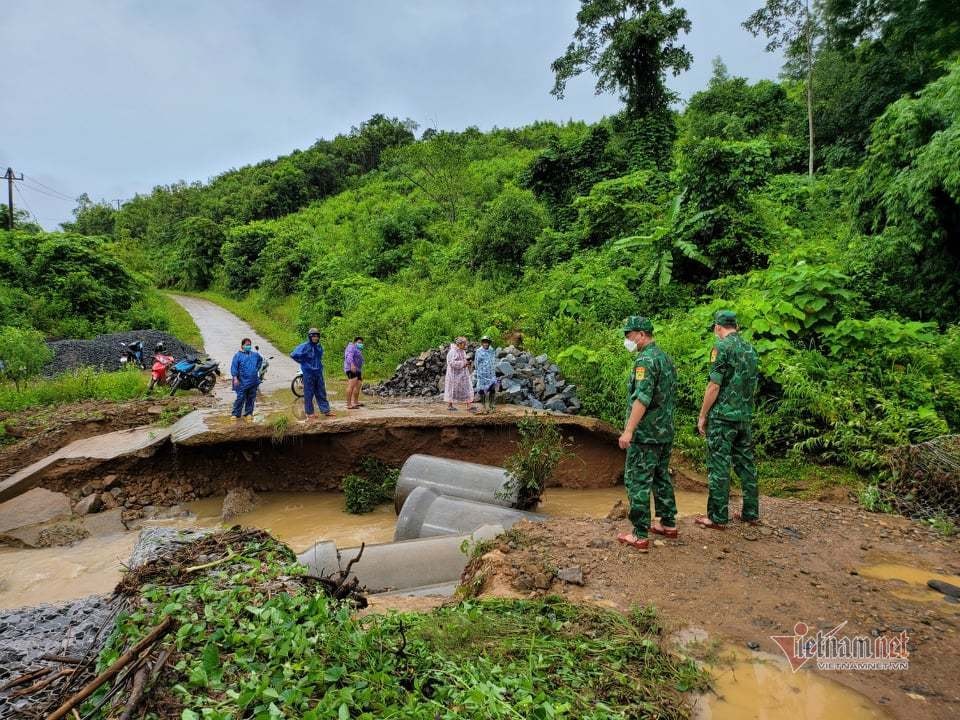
39 654 83 665
11 668 74 698
185 546 238 574
119 645 172 720
1 666 51 691
46 615 174 720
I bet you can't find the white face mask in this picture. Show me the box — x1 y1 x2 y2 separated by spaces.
623 338 638 353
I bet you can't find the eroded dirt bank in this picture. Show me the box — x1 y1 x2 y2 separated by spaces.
461 498 960 720
36 411 628 515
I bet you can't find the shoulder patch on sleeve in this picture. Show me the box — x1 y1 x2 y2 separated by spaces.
710 348 718 363
635 366 646 381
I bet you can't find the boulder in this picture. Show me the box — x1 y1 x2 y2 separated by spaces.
0 488 72 535
222 487 257 521
75 493 103 515
496 361 515 377
544 395 567 412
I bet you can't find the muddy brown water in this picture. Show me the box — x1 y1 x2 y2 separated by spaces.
857 563 960 605
693 647 891 719
1 486 703 609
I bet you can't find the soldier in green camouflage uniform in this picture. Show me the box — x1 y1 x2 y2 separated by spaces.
617 316 679 550
696 310 760 529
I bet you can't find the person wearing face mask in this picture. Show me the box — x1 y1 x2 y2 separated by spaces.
444 336 475 412
230 337 263 422
344 336 365 410
291 328 332 421
695 310 760 530
616 316 678 552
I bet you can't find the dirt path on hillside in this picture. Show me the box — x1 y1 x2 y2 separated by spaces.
463 497 960 720
168 294 301 401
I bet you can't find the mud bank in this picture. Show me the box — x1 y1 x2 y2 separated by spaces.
22 407 630 514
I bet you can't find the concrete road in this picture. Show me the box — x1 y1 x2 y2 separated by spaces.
168 294 301 401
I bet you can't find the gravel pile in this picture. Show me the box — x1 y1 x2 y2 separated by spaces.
366 344 581 414
43 330 199 377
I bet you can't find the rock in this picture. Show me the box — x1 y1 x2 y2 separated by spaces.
653 539 666 547
606 499 628 520
147 405 164 415
556 566 584 586
513 574 535 592
928 579 960 598
528 398 545 410
534 354 549 365
496 361 515 377
746 641 761 651
0 488 72 534
532 572 553 590
544 395 567 412
588 538 612 548
109 487 122 498
82 508 126 536
221 487 257 521
100 491 118 510
74 493 103 515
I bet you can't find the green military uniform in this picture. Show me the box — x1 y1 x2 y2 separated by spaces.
622 316 678 539
705 311 760 524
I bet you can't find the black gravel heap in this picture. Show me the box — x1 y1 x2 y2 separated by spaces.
43 330 199 377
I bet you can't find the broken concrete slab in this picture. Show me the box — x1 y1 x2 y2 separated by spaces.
0 488 72 533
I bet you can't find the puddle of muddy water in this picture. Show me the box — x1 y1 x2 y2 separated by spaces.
858 563 960 604
0 533 137 609
693 647 890 720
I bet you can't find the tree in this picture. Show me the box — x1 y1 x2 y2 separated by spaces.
61 193 116 236
743 0 821 177
0 326 51 391
474 185 549 269
551 0 692 116
613 191 713 286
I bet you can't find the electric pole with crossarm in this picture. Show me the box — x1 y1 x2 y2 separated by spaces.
4 167 24 230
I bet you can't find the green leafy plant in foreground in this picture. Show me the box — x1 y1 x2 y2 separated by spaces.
0 367 147 413
94 536 705 719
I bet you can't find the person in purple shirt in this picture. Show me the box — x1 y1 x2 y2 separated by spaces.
344 336 365 410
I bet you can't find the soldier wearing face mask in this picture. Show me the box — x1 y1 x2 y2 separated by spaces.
616 316 679 552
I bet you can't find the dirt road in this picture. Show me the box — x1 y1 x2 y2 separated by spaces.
168 294 300 400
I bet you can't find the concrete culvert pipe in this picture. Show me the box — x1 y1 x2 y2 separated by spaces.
394 454 518 513
394 486 545 541
296 524 505 594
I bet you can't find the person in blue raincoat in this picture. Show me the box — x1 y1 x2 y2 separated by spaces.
290 327 331 420
230 337 262 422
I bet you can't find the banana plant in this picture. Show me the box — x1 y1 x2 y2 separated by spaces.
613 191 714 286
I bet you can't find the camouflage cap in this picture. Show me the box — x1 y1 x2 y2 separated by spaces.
707 310 738 330
622 315 654 334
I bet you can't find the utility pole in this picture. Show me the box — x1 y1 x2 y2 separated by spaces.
4 167 23 230
112 199 122 210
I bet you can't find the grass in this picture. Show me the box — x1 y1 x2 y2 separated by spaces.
158 292 204 350
0 367 147 413
97 532 706 719
757 457 862 500
185 289 301 352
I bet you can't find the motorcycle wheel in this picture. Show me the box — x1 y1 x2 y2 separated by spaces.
147 377 157 393
291 375 304 398
168 376 182 397
198 373 217 395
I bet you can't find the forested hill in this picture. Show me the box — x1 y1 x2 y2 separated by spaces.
4 0 959 481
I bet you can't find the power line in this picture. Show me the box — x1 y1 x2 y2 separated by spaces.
16 180 75 203
4 167 24 230
20 177 74 202
13 182 39 223
22 176 76 201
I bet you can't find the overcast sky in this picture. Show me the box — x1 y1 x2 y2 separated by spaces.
2 1 783 229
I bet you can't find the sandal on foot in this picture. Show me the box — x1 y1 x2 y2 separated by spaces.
694 515 726 531
616 533 649 552
650 523 679 539
734 512 760 526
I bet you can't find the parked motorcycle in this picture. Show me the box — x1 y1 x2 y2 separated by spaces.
291 370 304 398
167 356 221 396
147 342 176 393
119 340 146 369
255 346 274 397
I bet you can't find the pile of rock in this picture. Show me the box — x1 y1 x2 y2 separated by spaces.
366 344 581 414
43 330 199 377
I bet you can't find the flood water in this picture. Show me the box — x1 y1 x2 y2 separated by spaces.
858 563 960 604
0 486 708 609
694 647 890 719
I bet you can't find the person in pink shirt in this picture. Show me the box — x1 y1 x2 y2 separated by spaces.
444 336 475 412
344 336 365 410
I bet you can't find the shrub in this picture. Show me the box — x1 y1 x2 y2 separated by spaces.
500 414 573 510
341 474 382 514
0 326 52 391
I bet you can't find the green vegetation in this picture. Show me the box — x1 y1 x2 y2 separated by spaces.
98 532 704 719
342 457 400 514
501 415 574 510
9 1 956 512
0 326 52 391
158 294 204 350
0 367 147 413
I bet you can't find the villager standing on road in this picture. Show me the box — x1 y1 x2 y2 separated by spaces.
230 338 262 422
616 316 679 552
473 335 497 413
291 328 331 421
695 310 760 530
344 336 365 410
444 336 474 412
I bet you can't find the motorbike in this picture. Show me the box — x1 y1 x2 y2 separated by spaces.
167 356 221 396
147 352 176 392
119 340 146 369
255 346 274 397
291 370 304 398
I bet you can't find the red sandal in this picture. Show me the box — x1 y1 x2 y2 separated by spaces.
650 523 679 539
617 533 649 552
694 515 726 531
